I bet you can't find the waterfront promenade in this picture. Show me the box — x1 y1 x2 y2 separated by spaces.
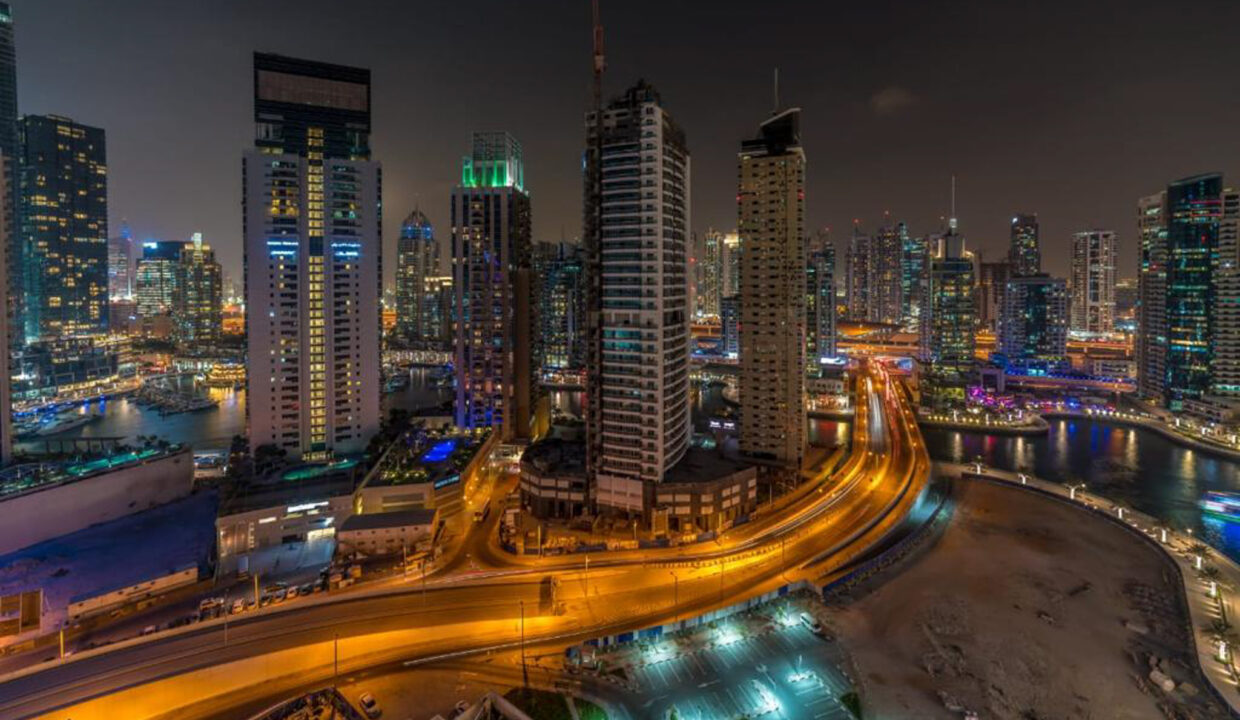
939 461 1240 715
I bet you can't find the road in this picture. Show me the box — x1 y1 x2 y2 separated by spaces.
0 362 930 720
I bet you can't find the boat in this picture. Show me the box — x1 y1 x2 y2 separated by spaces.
383 373 410 393
36 411 101 437
1200 491 1240 522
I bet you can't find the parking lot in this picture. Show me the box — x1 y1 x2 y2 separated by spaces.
623 604 856 720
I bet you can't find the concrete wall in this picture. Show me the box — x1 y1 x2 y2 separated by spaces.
68 565 198 620
0 448 194 556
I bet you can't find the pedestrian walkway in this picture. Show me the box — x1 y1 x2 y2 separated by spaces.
941 461 1240 715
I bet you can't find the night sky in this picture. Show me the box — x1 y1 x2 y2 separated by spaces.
15 0 1240 287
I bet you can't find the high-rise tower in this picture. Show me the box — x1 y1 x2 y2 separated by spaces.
452 132 534 441
1136 191 1168 403
394 209 436 347
1069 230 1117 334
1164 173 1222 410
738 107 805 468
1000 274 1068 372
583 81 691 514
1009 213 1040 277
18 115 108 342
243 53 381 460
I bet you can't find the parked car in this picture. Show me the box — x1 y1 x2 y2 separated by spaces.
800 612 826 636
358 692 381 718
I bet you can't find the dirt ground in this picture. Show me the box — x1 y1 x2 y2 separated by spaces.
829 479 1230 720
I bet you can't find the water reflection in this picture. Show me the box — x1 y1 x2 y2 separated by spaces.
923 418 1240 561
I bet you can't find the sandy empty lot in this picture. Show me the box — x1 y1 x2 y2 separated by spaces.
830 478 1229 719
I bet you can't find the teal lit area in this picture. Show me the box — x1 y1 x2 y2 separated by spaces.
458 131 525 191
0 445 184 499
281 457 360 482
65 447 162 477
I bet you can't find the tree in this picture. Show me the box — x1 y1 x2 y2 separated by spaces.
1189 542 1212 560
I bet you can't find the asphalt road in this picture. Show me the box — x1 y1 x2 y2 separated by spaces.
0 364 930 720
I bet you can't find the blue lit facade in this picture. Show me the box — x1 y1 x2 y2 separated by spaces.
451 132 534 441
1164 173 1221 410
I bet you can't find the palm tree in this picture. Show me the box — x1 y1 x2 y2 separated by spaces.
1200 565 1223 583
1189 542 1213 561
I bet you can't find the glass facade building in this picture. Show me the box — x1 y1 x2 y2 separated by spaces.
1164 173 1222 410
17 115 109 342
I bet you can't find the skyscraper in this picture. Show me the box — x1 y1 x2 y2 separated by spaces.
135 240 181 320
108 222 134 301
807 231 836 362
535 241 584 371
922 222 976 398
1000 274 1068 372
1215 190 1240 397
721 294 740 357
0 155 12 463
901 232 928 330
721 231 741 298
696 229 723 319
394 209 436 347
1164 173 1222 410
177 233 222 346
1069 230 1117 334
846 223 903 325
0 3 17 340
18 115 109 342
243 53 381 460
583 80 691 514
1136 191 1168 403
977 260 1011 333
1009 213 1040 277
874 222 906 325
452 131 534 441
845 228 871 322
738 107 805 468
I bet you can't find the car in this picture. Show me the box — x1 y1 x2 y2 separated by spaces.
453 700 470 716
287 586 299 600
274 589 287 603
231 599 245 614
299 583 314 596
357 692 381 718
141 625 157 636
800 612 825 636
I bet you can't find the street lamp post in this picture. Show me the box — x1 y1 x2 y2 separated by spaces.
520 599 528 688
670 571 679 625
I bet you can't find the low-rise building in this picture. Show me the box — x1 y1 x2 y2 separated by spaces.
215 474 355 576
336 508 439 558
519 438 587 519
655 445 759 534
0 445 193 555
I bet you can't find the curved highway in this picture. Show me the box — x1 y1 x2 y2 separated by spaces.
0 362 930 720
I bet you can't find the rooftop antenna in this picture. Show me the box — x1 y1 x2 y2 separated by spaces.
773 67 780 114
949 175 958 232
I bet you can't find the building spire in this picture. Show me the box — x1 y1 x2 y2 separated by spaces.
773 67 780 114
949 175 958 232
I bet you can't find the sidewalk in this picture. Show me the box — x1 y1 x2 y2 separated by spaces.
941 461 1240 715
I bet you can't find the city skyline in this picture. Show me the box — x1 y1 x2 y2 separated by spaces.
13 0 1240 289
